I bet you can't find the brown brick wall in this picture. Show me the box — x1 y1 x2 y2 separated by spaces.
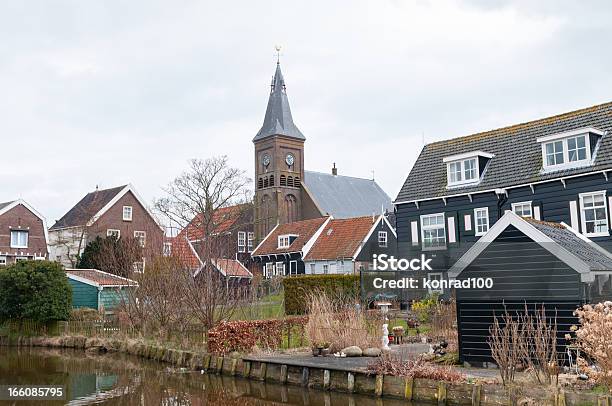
88 191 164 264
0 204 48 263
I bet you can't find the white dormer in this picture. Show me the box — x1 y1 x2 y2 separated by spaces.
277 234 298 249
443 151 494 188
537 127 605 172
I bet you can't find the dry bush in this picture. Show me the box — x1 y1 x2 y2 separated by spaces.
488 310 522 386
368 353 465 382
575 301 612 391
430 299 458 344
305 292 377 351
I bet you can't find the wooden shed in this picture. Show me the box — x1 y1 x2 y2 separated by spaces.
65 269 138 314
448 212 612 366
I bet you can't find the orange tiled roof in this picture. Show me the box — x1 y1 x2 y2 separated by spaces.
252 217 329 256
304 216 376 261
66 269 137 287
183 204 249 240
212 258 253 278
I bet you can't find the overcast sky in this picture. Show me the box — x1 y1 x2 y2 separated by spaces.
2 1 612 225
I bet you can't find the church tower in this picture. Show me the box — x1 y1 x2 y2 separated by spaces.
253 62 305 241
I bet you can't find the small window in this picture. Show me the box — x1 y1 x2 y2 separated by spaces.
163 242 172 257
323 264 329 274
420 213 446 250
275 261 285 276
378 231 388 248
580 191 609 237
265 262 274 278
0 256 6 266
133 260 145 273
512 202 532 218
16 257 29 262
134 231 146 247
278 235 295 249
540 132 593 171
10 230 28 248
447 158 478 186
247 232 254 252
427 272 444 294
123 206 133 221
545 140 564 166
474 207 489 236
310 263 316 274
107 229 121 238
568 136 587 162
237 231 246 252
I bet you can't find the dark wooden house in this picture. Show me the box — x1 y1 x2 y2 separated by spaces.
448 212 612 365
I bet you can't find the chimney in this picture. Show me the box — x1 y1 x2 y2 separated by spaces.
332 162 338 176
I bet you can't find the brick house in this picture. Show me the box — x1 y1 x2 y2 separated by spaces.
0 199 49 266
48 184 164 271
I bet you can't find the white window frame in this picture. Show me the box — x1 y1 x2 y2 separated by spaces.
163 242 172 257
10 230 29 248
134 231 146 247
133 259 145 273
265 262 274 278
237 231 246 253
579 191 609 237
122 206 133 221
107 229 121 238
420 213 446 250
378 231 388 248
427 272 444 294
247 232 254 252
277 235 291 249
275 261 285 276
474 207 489 236
289 260 298 276
16 256 29 262
323 264 329 274
512 201 533 218
0 256 6 266
309 263 316 274
446 158 479 187
540 133 592 171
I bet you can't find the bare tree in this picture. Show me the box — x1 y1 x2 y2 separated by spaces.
155 156 252 329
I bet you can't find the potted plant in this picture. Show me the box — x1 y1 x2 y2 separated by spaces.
312 342 331 357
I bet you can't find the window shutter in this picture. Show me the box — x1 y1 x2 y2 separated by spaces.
464 214 472 231
459 210 474 236
410 221 419 246
608 197 612 230
533 203 542 220
569 200 580 231
447 215 457 244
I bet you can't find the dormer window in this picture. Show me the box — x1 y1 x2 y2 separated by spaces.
444 151 493 188
278 234 297 249
538 127 604 172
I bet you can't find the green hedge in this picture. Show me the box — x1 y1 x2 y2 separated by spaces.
283 274 360 315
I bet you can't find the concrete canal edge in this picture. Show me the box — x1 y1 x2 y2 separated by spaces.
1 335 609 406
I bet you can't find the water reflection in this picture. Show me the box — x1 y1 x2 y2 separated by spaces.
0 348 421 405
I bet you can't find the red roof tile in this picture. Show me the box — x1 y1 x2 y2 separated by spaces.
212 258 252 278
304 216 376 261
182 204 249 240
252 217 329 256
66 269 137 287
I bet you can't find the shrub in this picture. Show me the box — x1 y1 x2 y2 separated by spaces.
305 292 377 352
0 260 72 323
574 302 612 391
367 354 465 382
283 274 359 315
70 307 103 321
207 316 308 354
411 293 440 322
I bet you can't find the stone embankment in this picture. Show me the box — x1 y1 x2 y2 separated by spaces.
1 335 609 406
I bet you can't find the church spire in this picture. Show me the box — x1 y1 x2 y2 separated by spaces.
253 61 305 142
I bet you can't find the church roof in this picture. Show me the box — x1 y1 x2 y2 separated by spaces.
303 171 393 219
253 63 305 142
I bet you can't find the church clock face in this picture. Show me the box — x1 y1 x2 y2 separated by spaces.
285 153 295 167
261 154 271 167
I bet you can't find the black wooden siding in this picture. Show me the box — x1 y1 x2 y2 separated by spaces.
396 172 612 265
355 218 397 263
256 253 305 276
456 226 583 364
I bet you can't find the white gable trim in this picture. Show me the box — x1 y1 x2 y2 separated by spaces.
448 211 592 280
0 199 50 256
536 126 605 143
352 215 394 259
302 217 333 257
65 268 138 288
442 150 494 163
87 184 163 231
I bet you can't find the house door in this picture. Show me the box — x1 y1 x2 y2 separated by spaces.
289 260 298 276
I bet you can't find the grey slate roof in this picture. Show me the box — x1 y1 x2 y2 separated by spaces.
526 218 612 271
0 201 15 211
303 171 393 219
50 185 127 230
396 101 612 202
253 63 305 142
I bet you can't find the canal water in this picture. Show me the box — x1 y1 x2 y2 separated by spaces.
0 347 428 405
